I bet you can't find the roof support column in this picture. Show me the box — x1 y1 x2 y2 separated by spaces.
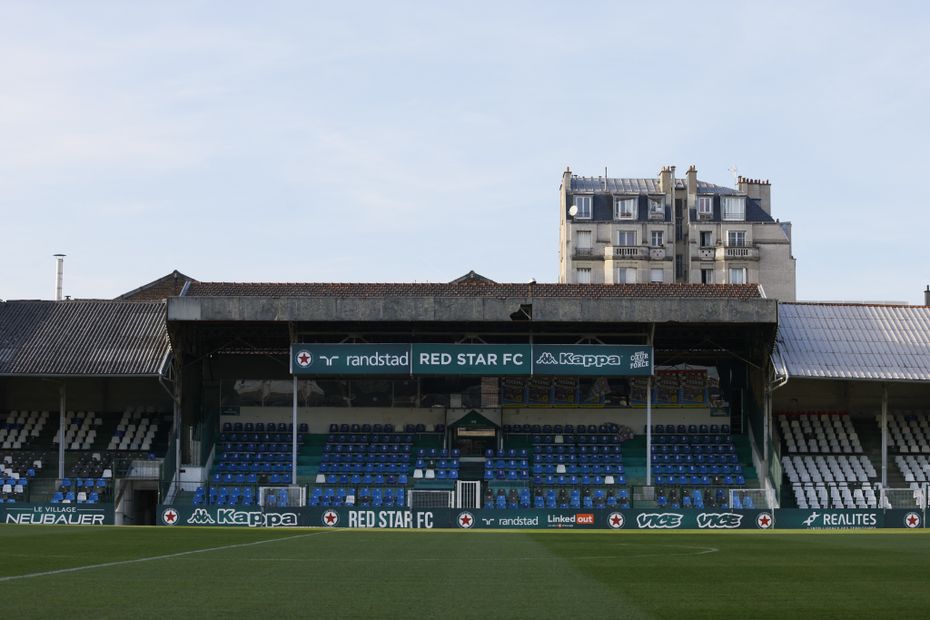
292 376 298 488
58 383 66 481
881 383 888 493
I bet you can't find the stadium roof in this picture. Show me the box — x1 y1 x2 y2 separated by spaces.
774 303 930 383
183 282 764 300
0 300 170 377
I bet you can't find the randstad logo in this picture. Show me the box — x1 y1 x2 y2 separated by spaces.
636 513 683 529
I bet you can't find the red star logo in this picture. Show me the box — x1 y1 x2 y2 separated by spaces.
460 514 472 526
758 514 771 528
325 512 337 524
610 514 622 526
907 514 919 527
163 509 177 524
297 352 310 366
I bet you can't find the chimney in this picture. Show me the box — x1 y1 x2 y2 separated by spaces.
686 164 698 209
658 165 675 195
737 176 772 215
53 254 66 301
925 285 930 307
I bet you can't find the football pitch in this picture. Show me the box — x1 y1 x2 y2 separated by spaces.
1 526 928 619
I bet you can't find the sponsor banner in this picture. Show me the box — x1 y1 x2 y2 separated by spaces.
158 506 302 528
532 345 652 377
152 507 922 530
290 344 653 377
312 508 443 529
774 509 883 530
412 344 532 376
1 503 114 525
460 510 600 530
618 510 764 530
291 344 411 376
885 509 923 529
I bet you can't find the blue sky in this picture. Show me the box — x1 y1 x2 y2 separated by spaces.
2 1 928 303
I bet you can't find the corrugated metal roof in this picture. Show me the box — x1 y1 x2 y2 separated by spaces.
184 282 764 300
0 301 169 377
775 303 930 383
570 176 740 195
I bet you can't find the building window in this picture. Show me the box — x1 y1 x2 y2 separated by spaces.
649 268 664 283
728 267 747 284
727 230 747 247
616 267 636 284
615 197 636 220
576 230 592 249
699 231 713 247
617 230 636 246
650 230 664 247
722 196 745 221
574 195 592 219
697 196 713 218
576 267 592 284
648 197 665 219
701 268 714 284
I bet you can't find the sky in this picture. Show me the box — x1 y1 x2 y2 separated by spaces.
1 1 929 303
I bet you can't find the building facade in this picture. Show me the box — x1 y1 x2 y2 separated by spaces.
559 165 796 300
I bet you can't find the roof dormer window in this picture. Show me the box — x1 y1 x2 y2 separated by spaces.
697 196 713 219
573 195 592 219
722 196 745 221
648 197 665 220
614 197 636 220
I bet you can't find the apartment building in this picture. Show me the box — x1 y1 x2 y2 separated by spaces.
558 165 796 300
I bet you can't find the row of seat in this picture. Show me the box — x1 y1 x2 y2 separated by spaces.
531 464 624 476
782 455 876 485
322 453 411 465
223 422 309 433
655 474 746 486
504 423 624 434
212 472 293 485
309 486 406 508
530 434 623 445
652 424 731 435
327 433 414 445
653 463 743 475
529 473 626 486
652 453 739 465
532 445 623 456
316 473 410 486
214 462 292 474
220 432 303 444
651 434 733 446
51 491 102 504
534 454 623 465
319 463 411 474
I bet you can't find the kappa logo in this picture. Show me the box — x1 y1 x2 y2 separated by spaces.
636 513 683 529
457 512 475 529
162 508 179 526
187 508 217 525
534 351 623 369
322 510 339 526
697 512 744 529
802 511 820 527
905 512 921 529
756 512 773 529
607 512 625 529
295 350 313 368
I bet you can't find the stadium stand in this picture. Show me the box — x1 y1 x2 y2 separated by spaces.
778 411 882 509
882 410 930 454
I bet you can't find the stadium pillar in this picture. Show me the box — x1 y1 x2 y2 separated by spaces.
58 383 66 481
881 384 888 490
646 377 652 487
292 376 298 484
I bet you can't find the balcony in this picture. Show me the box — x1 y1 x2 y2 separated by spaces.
723 246 759 260
604 246 668 260
692 245 760 261
572 247 602 260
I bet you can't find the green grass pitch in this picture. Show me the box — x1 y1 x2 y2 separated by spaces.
1 526 929 619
